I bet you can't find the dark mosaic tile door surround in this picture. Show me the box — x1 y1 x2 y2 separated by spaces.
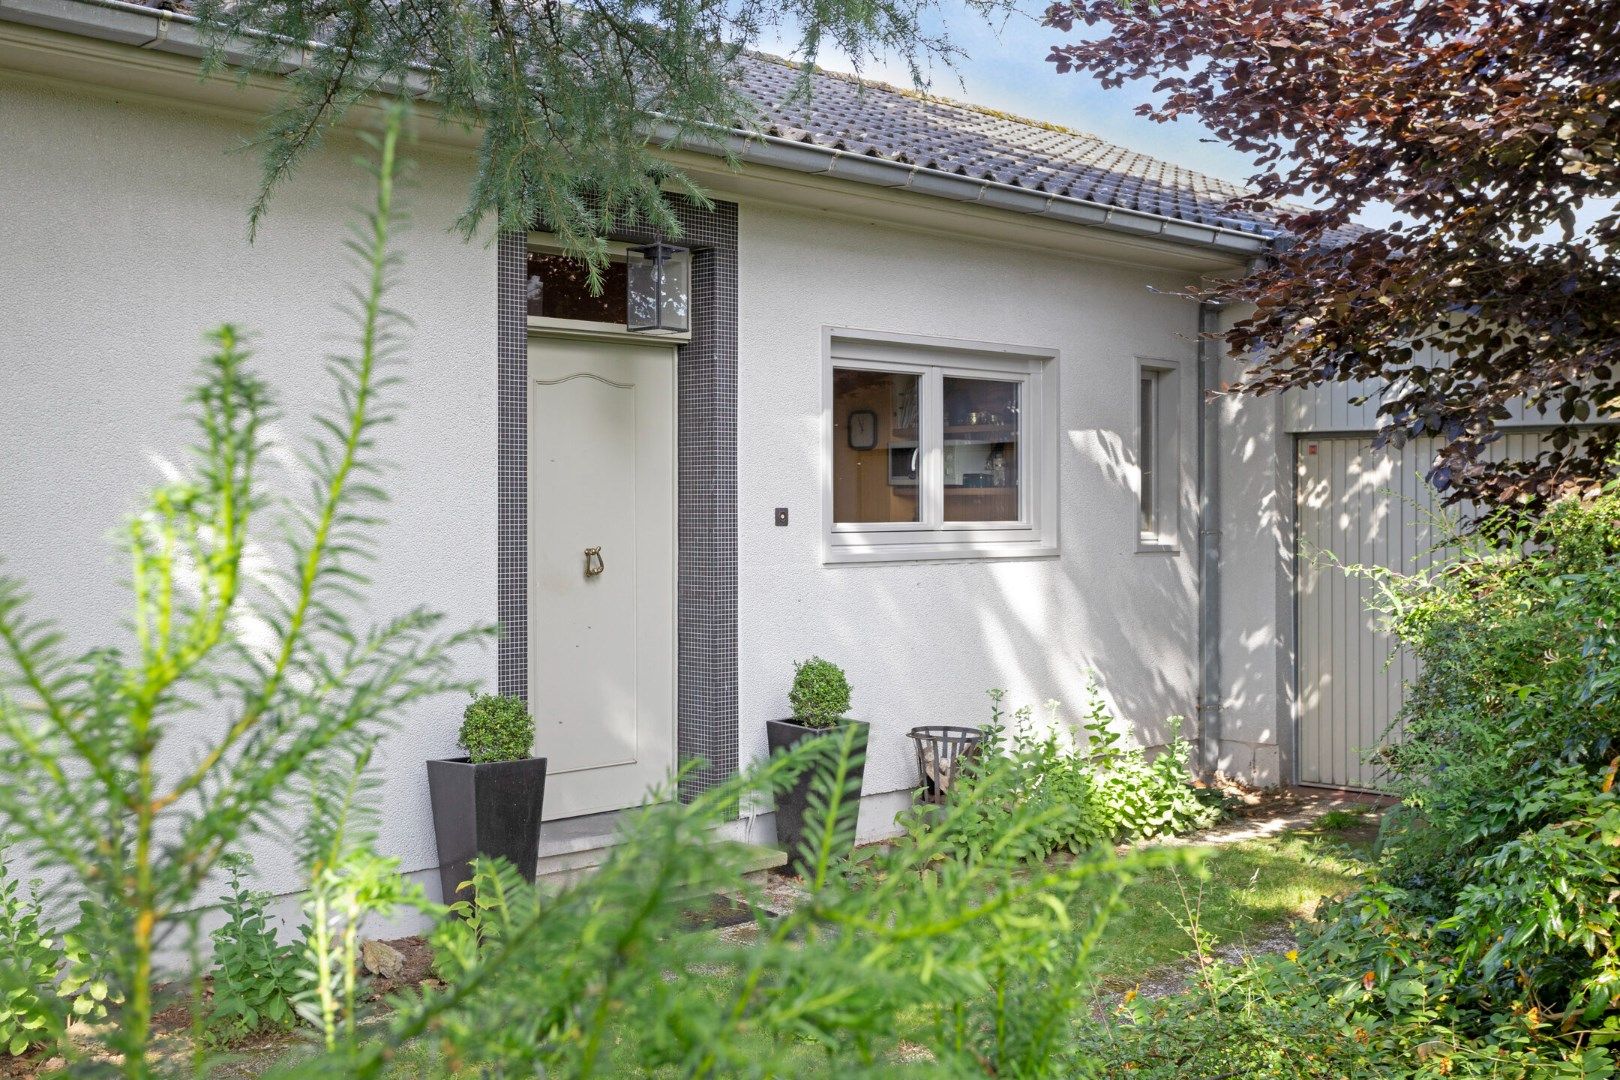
496 201 740 803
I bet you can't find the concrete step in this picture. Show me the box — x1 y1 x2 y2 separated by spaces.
534 808 787 887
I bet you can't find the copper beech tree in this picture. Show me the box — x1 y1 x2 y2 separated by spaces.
1044 0 1620 508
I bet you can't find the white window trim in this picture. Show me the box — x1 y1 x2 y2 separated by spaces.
1136 357 1181 553
822 327 1060 565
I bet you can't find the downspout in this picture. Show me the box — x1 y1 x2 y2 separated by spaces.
1196 299 1224 781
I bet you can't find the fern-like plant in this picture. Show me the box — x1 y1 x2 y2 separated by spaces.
294 740 435 1051
0 108 484 1077
267 734 1185 1079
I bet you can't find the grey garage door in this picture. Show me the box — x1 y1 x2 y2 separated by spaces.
1294 431 1547 790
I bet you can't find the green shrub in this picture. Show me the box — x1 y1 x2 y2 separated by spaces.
459 694 535 764
1313 807 1368 831
394 735 1185 1080
1082 690 1220 843
787 656 851 729
903 685 1218 863
0 861 57 1057
1344 490 1620 1030
1094 491 1620 1078
903 693 1110 862
1083 918 1620 1078
205 855 300 1045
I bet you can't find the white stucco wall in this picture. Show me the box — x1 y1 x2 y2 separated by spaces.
1 59 1287 923
0 73 497 908
735 203 1209 830
1215 311 1293 788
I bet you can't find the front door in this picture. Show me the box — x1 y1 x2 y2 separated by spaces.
528 334 676 819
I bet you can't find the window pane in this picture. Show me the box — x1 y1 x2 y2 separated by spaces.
943 377 1020 523
1139 374 1156 536
526 251 628 323
833 369 921 524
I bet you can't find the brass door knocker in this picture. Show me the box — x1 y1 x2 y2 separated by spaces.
583 547 605 578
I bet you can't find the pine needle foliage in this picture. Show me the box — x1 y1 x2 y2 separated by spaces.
260 734 1186 1078
0 108 487 1078
190 0 1001 269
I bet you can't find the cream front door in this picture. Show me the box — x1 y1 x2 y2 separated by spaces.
528 334 676 819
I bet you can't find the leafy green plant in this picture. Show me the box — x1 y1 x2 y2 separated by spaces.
1341 490 1620 1031
903 685 1217 864
1078 686 1219 843
788 656 851 729
1099 737 1219 843
0 110 482 1077
295 743 436 1051
457 694 534 764
1314 807 1369 831
205 854 300 1045
56 907 121 1028
0 860 58 1057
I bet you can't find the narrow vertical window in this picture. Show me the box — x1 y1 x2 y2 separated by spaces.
1137 361 1180 549
1139 373 1156 539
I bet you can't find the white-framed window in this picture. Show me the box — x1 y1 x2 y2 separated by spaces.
1136 358 1180 551
822 328 1058 564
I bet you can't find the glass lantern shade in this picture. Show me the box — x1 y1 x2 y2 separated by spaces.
626 241 691 334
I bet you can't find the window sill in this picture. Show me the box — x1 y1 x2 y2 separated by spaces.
823 540 1059 565
527 315 692 344
1136 539 1180 555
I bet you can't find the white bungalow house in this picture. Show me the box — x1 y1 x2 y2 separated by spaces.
0 0 1529 903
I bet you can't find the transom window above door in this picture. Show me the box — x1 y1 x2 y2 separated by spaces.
525 237 693 341
526 250 628 324
823 329 1058 563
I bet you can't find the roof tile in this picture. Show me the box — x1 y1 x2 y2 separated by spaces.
734 54 1275 233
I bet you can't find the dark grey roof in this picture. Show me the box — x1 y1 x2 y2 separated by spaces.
735 55 1277 237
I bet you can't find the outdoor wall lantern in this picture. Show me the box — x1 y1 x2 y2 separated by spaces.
626 241 691 334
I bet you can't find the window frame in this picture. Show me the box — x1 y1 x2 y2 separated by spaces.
525 233 693 343
1136 357 1181 553
821 328 1059 564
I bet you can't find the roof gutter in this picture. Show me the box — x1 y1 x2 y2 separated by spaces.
4 0 273 68
1 0 1276 257
690 129 1274 256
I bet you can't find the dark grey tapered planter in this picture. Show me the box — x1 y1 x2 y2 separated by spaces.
765 719 868 877
427 756 547 904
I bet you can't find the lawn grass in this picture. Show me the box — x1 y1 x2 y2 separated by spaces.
1085 828 1371 991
